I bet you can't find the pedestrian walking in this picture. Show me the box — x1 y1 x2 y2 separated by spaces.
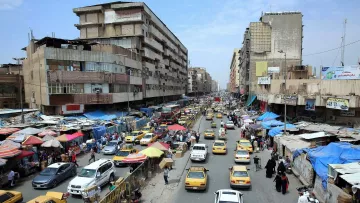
164 166 169 185
265 159 274 178
281 173 289 194
195 132 200 143
89 148 96 164
186 138 191 150
72 152 79 167
274 173 282 192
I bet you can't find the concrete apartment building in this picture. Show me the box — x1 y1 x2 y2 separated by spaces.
238 11 360 126
21 2 188 115
187 67 212 96
229 48 240 96
211 80 219 92
0 64 24 109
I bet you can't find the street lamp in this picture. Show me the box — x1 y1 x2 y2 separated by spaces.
278 50 287 134
13 57 25 124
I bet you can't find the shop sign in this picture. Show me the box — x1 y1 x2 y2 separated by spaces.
61 104 84 115
321 65 360 80
282 95 297 106
340 109 355 117
326 98 349 111
257 94 268 102
305 99 315 111
258 76 271 85
268 67 280 73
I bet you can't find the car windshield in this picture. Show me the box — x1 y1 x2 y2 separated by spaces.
205 130 213 133
236 150 248 155
187 171 205 179
40 167 58 176
193 146 205 150
0 193 15 202
107 142 117 146
78 169 96 178
143 127 150 131
144 134 152 139
226 121 234 124
214 142 225 146
233 171 248 177
130 132 138 136
116 151 130 157
162 107 171 113
240 142 251 146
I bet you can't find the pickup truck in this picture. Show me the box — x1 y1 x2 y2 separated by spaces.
190 144 208 162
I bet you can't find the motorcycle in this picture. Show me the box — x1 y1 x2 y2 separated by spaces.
297 186 319 203
130 188 142 203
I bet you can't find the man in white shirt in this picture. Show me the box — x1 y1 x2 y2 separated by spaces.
8 170 15 187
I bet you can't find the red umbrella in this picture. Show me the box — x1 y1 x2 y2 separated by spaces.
38 130 57 137
22 135 44 145
16 150 35 159
148 142 170 150
0 128 20 135
122 153 147 163
0 145 21 158
168 124 187 131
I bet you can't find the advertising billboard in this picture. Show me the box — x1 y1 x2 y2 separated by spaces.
326 98 349 111
321 65 360 80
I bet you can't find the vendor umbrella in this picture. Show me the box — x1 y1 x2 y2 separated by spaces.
0 158 7 166
148 142 170 151
1 140 20 149
0 144 21 158
41 139 63 148
122 153 147 163
244 119 254 123
16 150 35 159
168 124 187 131
38 130 57 137
22 135 44 145
42 135 55 141
140 147 164 158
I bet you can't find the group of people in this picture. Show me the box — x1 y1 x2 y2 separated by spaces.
265 155 290 195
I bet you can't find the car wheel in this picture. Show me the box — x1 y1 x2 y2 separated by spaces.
52 180 58 188
109 174 115 183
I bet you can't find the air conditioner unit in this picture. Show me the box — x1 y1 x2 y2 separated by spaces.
329 116 336 121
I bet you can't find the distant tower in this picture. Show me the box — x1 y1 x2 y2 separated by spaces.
340 19 347 66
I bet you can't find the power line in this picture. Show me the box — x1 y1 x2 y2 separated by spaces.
303 39 360 57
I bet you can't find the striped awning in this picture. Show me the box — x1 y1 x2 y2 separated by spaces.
122 153 147 163
0 128 20 135
0 144 22 158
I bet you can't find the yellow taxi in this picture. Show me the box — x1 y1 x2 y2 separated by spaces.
142 126 154 134
234 149 250 164
140 133 158 145
229 165 251 188
204 129 215 139
178 116 188 125
236 139 253 153
125 131 145 143
158 124 168 131
27 192 68 203
216 113 222 118
212 140 227 154
206 114 214 120
0 190 23 203
113 144 139 166
185 166 208 191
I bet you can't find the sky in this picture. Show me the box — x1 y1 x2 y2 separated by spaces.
0 0 360 89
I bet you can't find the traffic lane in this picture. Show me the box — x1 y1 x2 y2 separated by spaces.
15 145 146 203
173 125 302 203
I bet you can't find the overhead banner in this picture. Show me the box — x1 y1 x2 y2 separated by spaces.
104 9 142 24
326 98 349 111
340 109 355 117
321 65 360 80
305 99 315 111
256 61 268 76
268 67 280 74
258 76 271 85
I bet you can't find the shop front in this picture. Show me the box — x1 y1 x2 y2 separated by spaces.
56 132 84 155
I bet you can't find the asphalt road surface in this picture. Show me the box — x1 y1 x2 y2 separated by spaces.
14 144 146 203
172 116 303 203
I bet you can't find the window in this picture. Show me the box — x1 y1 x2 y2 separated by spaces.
0 192 14 202
142 29 145 35
45 200 56 203
48 84 84 94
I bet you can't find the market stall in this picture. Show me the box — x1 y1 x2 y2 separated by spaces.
0 128 20 141
56 131 84 154
15 150 39 177
38 130 57 137
22 135 44 146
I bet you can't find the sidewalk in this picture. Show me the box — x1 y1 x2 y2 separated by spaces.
141 151 190 203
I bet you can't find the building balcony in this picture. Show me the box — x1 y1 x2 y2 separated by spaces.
144 38 163 52
113 92 143 103
130 76 143 85
143 48 161 60
49 93 113 105
0 93 17 98
0 75 22 84
47 70 129 84
150 25 164 41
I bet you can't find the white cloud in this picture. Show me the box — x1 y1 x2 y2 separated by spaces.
0 0 23 10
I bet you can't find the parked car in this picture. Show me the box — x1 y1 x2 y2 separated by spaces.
102 140 121 155
32 162 77 189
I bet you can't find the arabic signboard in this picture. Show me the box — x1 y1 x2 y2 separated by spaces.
61 104 84 115
281 95 297 106
268 67 280 73
340 109 355 117
105 9 142 24
258 77 271 85
326 98 349 111
305 99 315 111
321 65 360 80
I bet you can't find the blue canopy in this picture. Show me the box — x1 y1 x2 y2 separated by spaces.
246 95 256 107
293 142 360 189
257 112 279 121
84 110 127 121
268 124 296 136
261 120 284 129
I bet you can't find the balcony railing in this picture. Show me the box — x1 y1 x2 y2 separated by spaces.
0 93 17 98
47 71 129 84
144 38 163 52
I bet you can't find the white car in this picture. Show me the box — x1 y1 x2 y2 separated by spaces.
225 121 235 129
234 149 251 164
140 133 155 145
67 159 116 195
190 144 208 162
214 189 244 203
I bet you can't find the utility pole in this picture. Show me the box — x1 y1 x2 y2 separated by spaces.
341 19 347 66
278 50 287 134
13 57 25 124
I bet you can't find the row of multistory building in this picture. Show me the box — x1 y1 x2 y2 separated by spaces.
231 11 360 126
187 67 218 96
2 1 217 115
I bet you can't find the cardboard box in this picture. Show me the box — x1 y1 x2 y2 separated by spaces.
159 158 174 169
175 151 183 158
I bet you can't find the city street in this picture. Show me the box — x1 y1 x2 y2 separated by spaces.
13 144 146 203
171 116 303 203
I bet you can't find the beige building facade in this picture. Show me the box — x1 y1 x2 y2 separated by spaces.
187 67 212 96
229 48 240 94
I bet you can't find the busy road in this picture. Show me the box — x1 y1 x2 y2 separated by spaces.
13 145 147 203
171 115 303 203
